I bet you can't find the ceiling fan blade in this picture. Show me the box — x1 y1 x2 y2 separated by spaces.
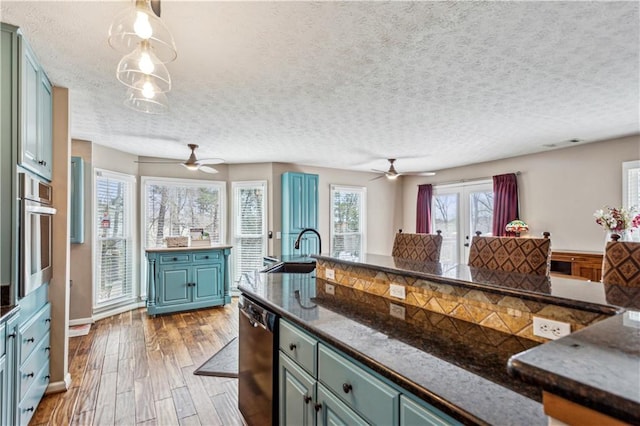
135 160 179 164
198 165 219 174
369 174 385 181
404 171 437 177
196 158 225 165
371 169 389 174
150 0 161 17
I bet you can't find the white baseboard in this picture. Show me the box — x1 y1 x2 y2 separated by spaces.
45 372 72 394
69 317 93 326
92 301 146 322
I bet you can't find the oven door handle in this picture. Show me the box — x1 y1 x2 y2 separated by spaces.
25 205 57 215
240 308 266 329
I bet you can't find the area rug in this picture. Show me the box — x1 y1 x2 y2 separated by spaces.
69 323 91 337
193 337 238 378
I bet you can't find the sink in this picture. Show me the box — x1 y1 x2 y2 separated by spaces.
264 262 316 274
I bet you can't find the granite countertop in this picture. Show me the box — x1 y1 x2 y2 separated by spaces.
508 311 640 424
0 304 20 323
145 245 233 253
239 272 547 425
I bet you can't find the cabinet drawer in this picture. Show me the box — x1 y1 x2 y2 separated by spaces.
193 251 221 262
160 253 191 264
18 360 49 426
318 343 399 426
1 321 5 355
19 303 51 364
19 332 50 400
280 320 317 376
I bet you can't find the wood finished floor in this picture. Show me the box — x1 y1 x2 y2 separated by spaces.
30 300 246 426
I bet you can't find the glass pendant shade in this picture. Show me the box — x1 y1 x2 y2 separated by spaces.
116 41 171 92
108 0 177 63
124 84 169 114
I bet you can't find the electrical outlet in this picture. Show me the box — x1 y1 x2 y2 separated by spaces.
325 269 335 280
325 283 335 295
389 303 406 320
389 284 406 300
533 317 571 340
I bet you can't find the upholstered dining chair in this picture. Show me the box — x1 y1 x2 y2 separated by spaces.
467 234 552 276
392 230 443 262
602 241 640 287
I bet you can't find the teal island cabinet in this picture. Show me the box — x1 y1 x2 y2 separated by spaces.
145 246 232 316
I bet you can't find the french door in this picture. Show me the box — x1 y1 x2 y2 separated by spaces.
432 182 494 264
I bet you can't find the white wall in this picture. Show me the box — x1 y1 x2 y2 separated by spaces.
402 135 640 252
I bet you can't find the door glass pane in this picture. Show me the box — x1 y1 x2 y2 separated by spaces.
331 186 366 259
233 182 267 288
433 193 459 263
469 190 494 237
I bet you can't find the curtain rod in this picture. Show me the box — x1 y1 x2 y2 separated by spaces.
418 171 521 187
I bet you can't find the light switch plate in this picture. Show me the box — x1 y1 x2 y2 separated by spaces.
389 284 406 300
325 283 335 295
389 303 406 320
325 269 335 280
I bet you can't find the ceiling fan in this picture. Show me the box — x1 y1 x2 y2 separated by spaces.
135 144 224 174
372 159 436 180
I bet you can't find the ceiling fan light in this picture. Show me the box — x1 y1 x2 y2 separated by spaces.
124 86 169 114
386 174 398 180
181 163 199 171
108 0 177 63
116 41 171 92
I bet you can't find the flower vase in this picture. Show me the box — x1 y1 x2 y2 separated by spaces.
606 230 629 243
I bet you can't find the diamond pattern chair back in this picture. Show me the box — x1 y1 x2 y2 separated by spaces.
468 236 552 276
392 232 443 263
602 241 640 287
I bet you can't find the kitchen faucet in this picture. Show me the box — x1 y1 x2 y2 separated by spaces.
294 228 322 254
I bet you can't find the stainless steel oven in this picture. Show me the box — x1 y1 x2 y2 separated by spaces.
19 173 56 298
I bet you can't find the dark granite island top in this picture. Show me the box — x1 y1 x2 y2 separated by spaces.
239 271 546 425
310 252 640 424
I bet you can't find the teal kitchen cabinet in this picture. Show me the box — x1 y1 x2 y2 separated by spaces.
146 247 232 316
279 318 460 426
282 172 319 256
13 25 53 181
3 311 20 426
70 156 84 243
1 320 6 426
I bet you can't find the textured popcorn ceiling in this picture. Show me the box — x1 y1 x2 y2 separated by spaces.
1 1 638 173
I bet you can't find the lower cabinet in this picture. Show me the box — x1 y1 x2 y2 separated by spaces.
4 312 20 426
146 247 232 315
279 319 461 426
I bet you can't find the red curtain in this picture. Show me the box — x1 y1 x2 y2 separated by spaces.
416 184 433 233
492 173 519 236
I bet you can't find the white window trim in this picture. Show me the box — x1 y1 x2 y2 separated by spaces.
93 168 137 313
231 180 268 289
139 176 227 299
623 160 640 209
329 184 367 256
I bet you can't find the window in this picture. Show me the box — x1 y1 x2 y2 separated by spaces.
142 177 226 248
231 181 267 290
330 185 366 259
432 182 493 263
94 169 136 309
623 160 640 241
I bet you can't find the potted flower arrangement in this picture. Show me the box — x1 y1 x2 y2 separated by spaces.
593 206 640 241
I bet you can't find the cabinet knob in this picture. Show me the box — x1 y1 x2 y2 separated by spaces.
314 403 322 412
45 318 51 323
342 383 352 394
289 343 297 351
303 395 312 404
25 372 34 378
205 256 209 259
45 375 50 380
7 333 16 339
38 160 47 166
25 407 34 413
173 257 178 261
26 337 35 343
45 347 51 352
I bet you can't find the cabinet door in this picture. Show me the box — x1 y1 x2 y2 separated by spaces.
19 36 39 172
400 395 460 426
0 353 6 426
38 71 52 179
70 157 84 243
158 266 191 306
286 172 305 232
304 174 319 228
5 314 20 426
192 262 223 302
279 352 316 426
317 383 367 426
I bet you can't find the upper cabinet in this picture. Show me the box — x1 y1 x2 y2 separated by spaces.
70 157 84 244
15 27 53 181
282 172 319 255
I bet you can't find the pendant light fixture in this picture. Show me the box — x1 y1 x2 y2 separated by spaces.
108 0 177 64
116 40 171 92
124 84 169 115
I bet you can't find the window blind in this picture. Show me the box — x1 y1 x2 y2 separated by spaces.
232 182 267 286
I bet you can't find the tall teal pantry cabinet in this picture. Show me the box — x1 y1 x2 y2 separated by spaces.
282 172 319 256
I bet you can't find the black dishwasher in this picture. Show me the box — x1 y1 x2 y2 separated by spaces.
238 294 279 426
